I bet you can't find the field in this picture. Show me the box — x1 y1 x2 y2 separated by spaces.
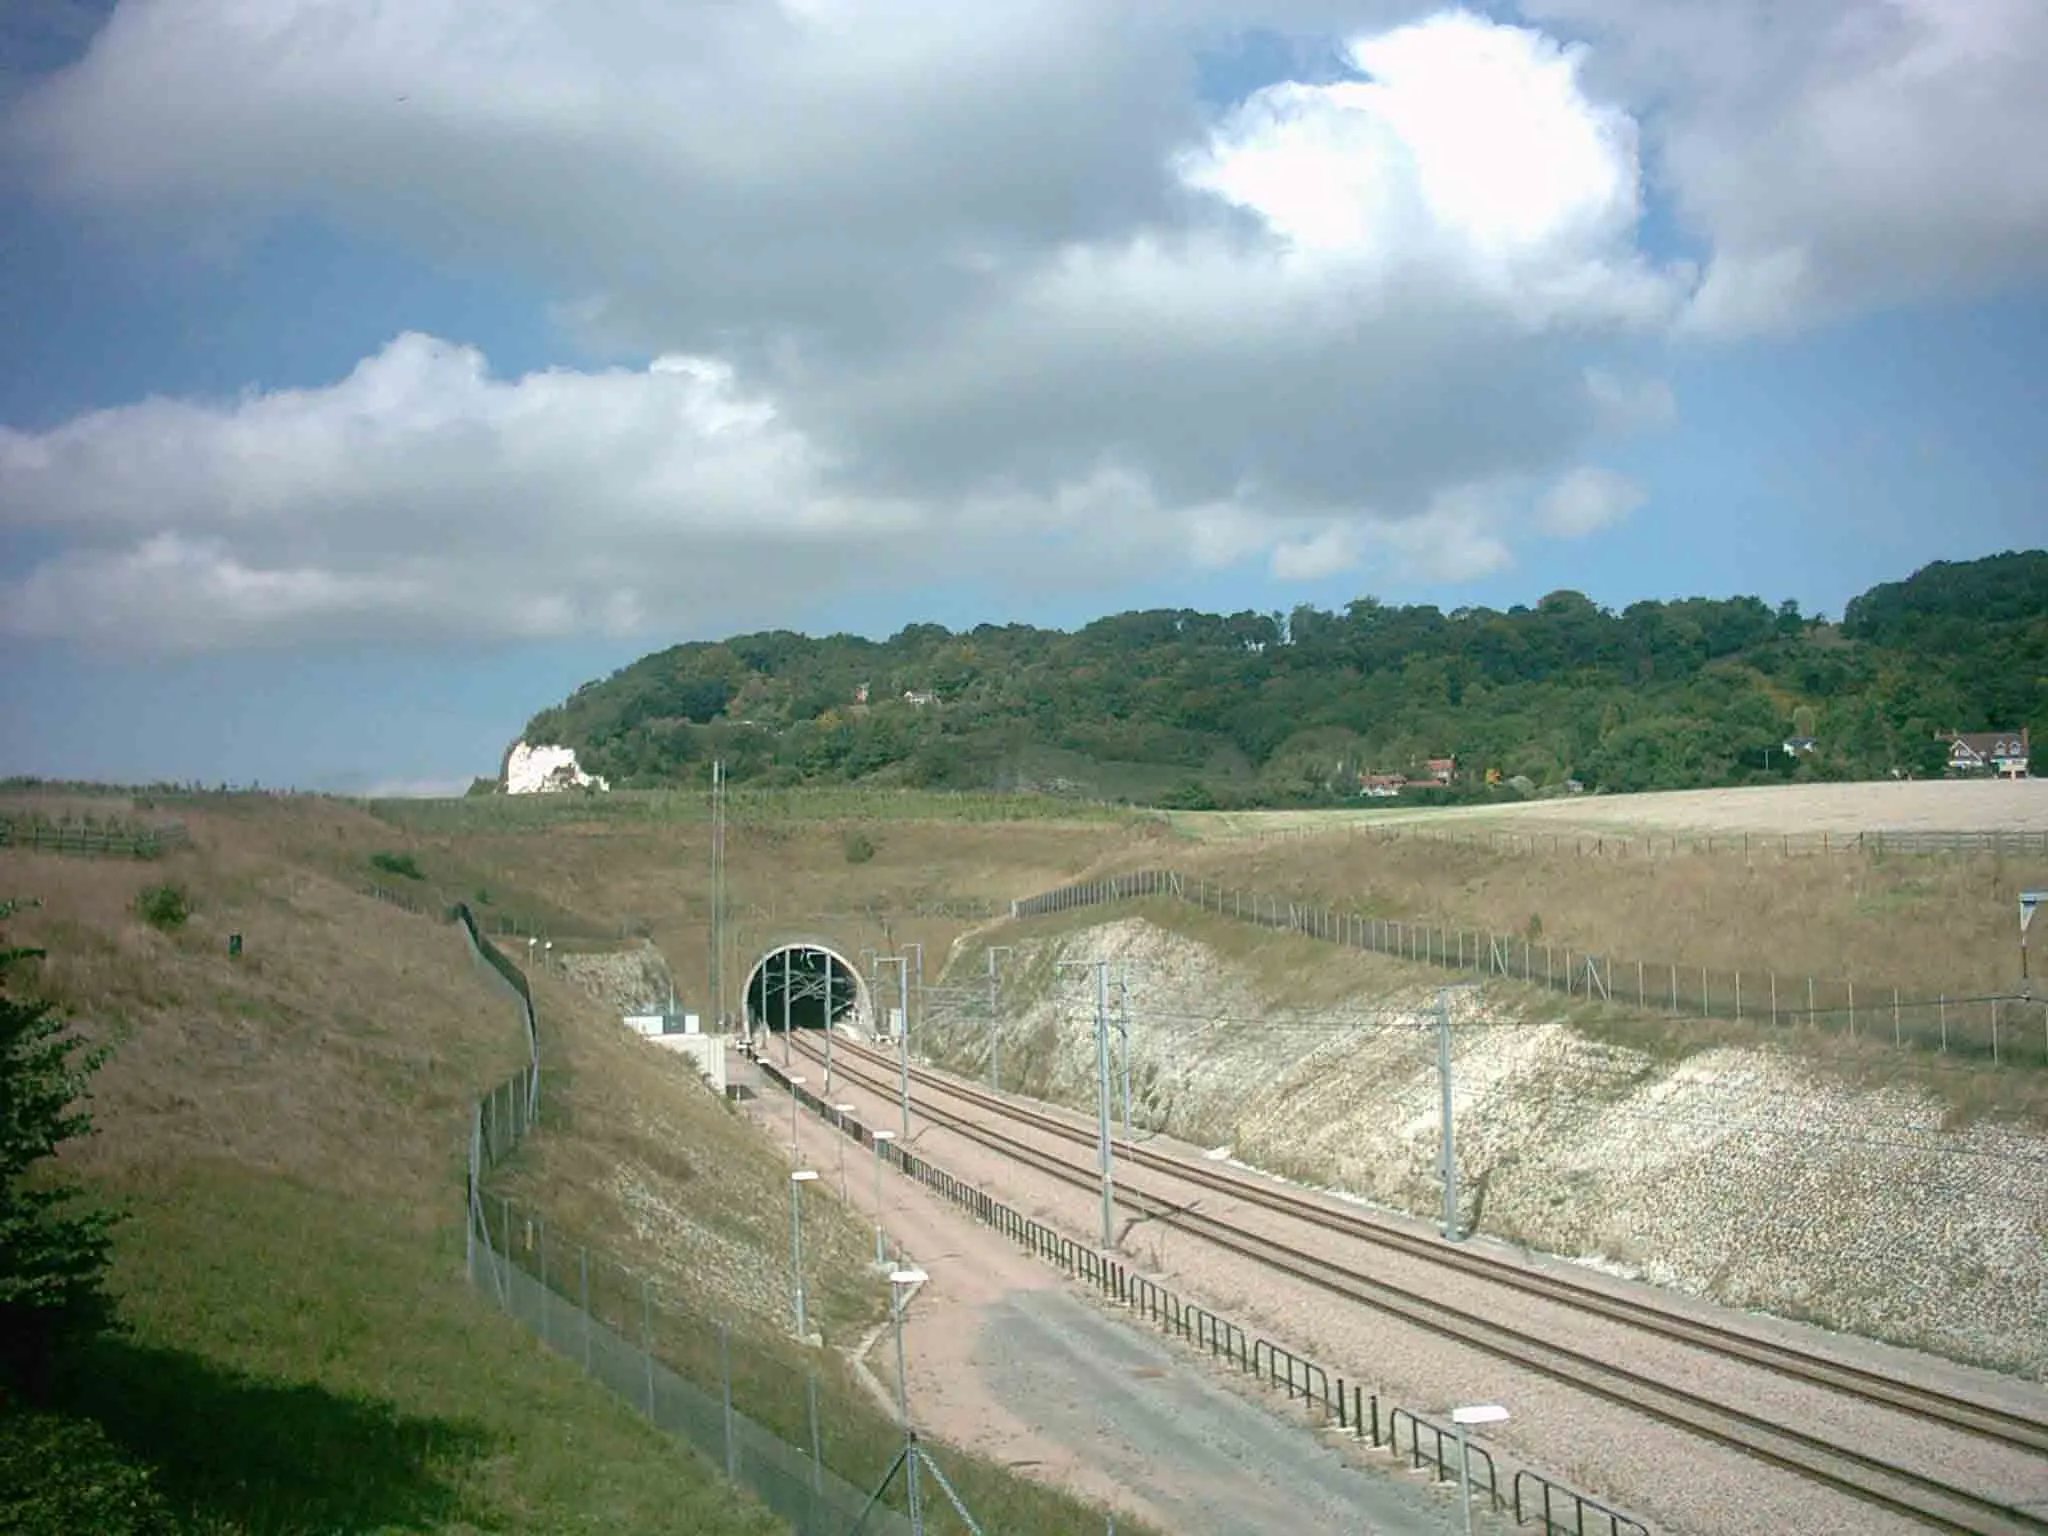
0 793 1147 1534
1178 777 2048 838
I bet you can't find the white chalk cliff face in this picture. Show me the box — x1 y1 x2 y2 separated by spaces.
504 742 609 795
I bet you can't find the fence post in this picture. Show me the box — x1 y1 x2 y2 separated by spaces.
1992 999 2000 1064
1670 964 1677 1016
1807 976 1816 1028
1771 973 1778 1028
1893 988 1902 1048
1848 981 1856 1040
807 1370 824 1501
1939 995 1948 1052
1701 967 1708 1019
721 1323 737 1482
641 1280 655 1418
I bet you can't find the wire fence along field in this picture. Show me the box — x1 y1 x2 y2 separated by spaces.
0 816 190 858
1012 871 2048 1069
454 903 930 1534
1223 820 2048 861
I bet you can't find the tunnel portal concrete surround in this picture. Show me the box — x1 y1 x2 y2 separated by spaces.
743 940 874 1037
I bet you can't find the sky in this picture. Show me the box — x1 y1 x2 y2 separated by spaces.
2 0 2044 793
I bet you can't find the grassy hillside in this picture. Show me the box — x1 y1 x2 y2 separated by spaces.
521 550 2046 803
0 796 1148 1533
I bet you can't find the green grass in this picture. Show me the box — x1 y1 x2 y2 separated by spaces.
365 785 1154 834
25 1170 782 1536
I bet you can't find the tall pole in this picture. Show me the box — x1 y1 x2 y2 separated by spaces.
790 1170 816 1339
896 958 912 1139
823 954 836 1093
782 947 793 1067
983 950 999 1097
1435 986 1459 1241
1457 1423 1475 1536
710 760 726 1032
1116 967 1133 1139
835 1105 856 1202
872 1129 896 1265
787 1074 805 1152
890 1269 929 1536
1095 962 1116 1249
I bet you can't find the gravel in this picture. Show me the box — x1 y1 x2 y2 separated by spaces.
798 1032 2048 1536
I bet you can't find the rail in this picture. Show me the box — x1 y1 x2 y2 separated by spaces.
759 1055 1651 1530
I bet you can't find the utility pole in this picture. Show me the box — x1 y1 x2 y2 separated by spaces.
878 956 911 1139
1095 962 1115 1248
782 946 794 1066
709 759 726 1033
1432 983 1480 1241
1115 966 1134 1139
986 946 1013 1092
1061 959 1117 1249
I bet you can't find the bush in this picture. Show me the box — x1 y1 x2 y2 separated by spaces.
1 908 118 1394
134 886 189 932
0 1411 177 1535
368 852 424 881
842 830 876 864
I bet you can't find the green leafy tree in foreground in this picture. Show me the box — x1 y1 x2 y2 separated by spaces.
0 901 117 1395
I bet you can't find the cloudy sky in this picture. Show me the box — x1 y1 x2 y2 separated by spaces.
3 0 2044 791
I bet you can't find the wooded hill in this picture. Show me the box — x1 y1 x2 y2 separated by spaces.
520 551 2046 807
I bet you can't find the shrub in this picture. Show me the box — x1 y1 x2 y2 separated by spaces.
368 852 424 881
1 907 119 1393
842 830 876 865
0 1411 176 1534
134 886 189 932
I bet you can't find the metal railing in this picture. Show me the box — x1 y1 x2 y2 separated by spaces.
764 1059 1649 1532
1010 869 2048 1066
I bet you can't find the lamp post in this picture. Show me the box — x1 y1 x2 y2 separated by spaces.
787 1073 806 1153
1449 1403 1509 1536
889 1267 929 1535
789 1169 819 1340
871 1128 896 1265
835 1104 858 1201
877 956 912 1138
1430 983 1481 1241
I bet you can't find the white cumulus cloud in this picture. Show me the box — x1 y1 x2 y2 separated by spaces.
12 1 2036 651
1537 465 1644 537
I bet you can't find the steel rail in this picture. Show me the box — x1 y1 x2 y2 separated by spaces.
804 1031 2048 1455
792 1036 2048 1535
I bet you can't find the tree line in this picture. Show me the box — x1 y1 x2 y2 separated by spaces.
520 550 2045 806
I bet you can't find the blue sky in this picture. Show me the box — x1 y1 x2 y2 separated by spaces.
2 1 2044 791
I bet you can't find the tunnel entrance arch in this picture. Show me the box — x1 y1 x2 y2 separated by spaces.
743 942 872 1040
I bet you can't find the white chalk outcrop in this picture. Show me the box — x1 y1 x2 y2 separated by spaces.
504 741 609 795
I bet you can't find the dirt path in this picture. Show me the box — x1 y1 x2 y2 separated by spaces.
743 1073 1472 1536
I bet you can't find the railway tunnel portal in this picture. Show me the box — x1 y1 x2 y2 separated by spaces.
743 942 874 1039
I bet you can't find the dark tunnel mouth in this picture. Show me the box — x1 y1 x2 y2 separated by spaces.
745 944 865 1033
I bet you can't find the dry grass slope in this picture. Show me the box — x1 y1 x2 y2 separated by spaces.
1 791 1157 1535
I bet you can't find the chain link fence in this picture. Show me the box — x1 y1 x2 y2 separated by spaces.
1232 821 2048 861
1011 870 2048 1068
452 901 966 1534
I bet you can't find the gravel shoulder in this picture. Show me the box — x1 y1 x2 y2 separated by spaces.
801 1034 2045 1536
743 1068 1477 1535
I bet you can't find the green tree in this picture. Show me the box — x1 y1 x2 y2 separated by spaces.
1 903 118 1394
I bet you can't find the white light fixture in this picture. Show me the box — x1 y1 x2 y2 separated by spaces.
889 1267 927 1287
791 1169 819 1183
870 1129 897 1265
1448 1403 1509 1536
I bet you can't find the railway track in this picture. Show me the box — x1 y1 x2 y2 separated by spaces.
788 1033 2048 1536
